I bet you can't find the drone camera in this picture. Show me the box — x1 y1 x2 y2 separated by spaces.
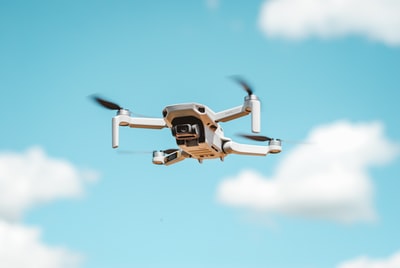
172 124 200 140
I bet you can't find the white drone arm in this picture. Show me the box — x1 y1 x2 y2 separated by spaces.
223 140 281 156
112 113 166 148
214 105 249 122
249 96 260 133
214 95 261 133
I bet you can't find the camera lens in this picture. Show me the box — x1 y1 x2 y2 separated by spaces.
177 124 190 133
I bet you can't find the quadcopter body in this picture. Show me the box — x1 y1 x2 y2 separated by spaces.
95 79 282 165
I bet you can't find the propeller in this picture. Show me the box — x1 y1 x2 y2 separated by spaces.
231 76 253 96
238 133 311 145
238 134 274 142
230 76 261 133
91 95 123 110
91 94 158 118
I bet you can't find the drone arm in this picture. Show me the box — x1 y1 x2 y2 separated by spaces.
127 117 167 129
223 141 280 156
250 97 260 133
223 141 268 156
112 114 166 148
214 105 250 123
214 96 261 133
112 117 120 148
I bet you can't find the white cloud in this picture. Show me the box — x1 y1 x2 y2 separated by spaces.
259 0 400 46
0 146 99 221
0 220 81 268
217 120 399 223
0 147 98 268
337 251 400 268
0 146 99 268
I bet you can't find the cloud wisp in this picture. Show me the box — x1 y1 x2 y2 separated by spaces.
337 250 400 268
259 0 400 46
217 120 399 223
206 0 220 11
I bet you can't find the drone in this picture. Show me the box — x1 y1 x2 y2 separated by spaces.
93 78 282 165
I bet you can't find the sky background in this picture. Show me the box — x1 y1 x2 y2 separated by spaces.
1 0 400 268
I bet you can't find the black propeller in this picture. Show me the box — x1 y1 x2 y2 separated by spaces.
92 95 123 110
238 133 311 145
231 76 253 96
238 134 274 142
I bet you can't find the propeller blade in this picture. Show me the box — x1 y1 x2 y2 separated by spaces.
238 134 312 145
231 76 253 96
92 95 122 110
238 134 272 142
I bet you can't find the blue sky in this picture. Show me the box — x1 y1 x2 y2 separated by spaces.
1 0 400 267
